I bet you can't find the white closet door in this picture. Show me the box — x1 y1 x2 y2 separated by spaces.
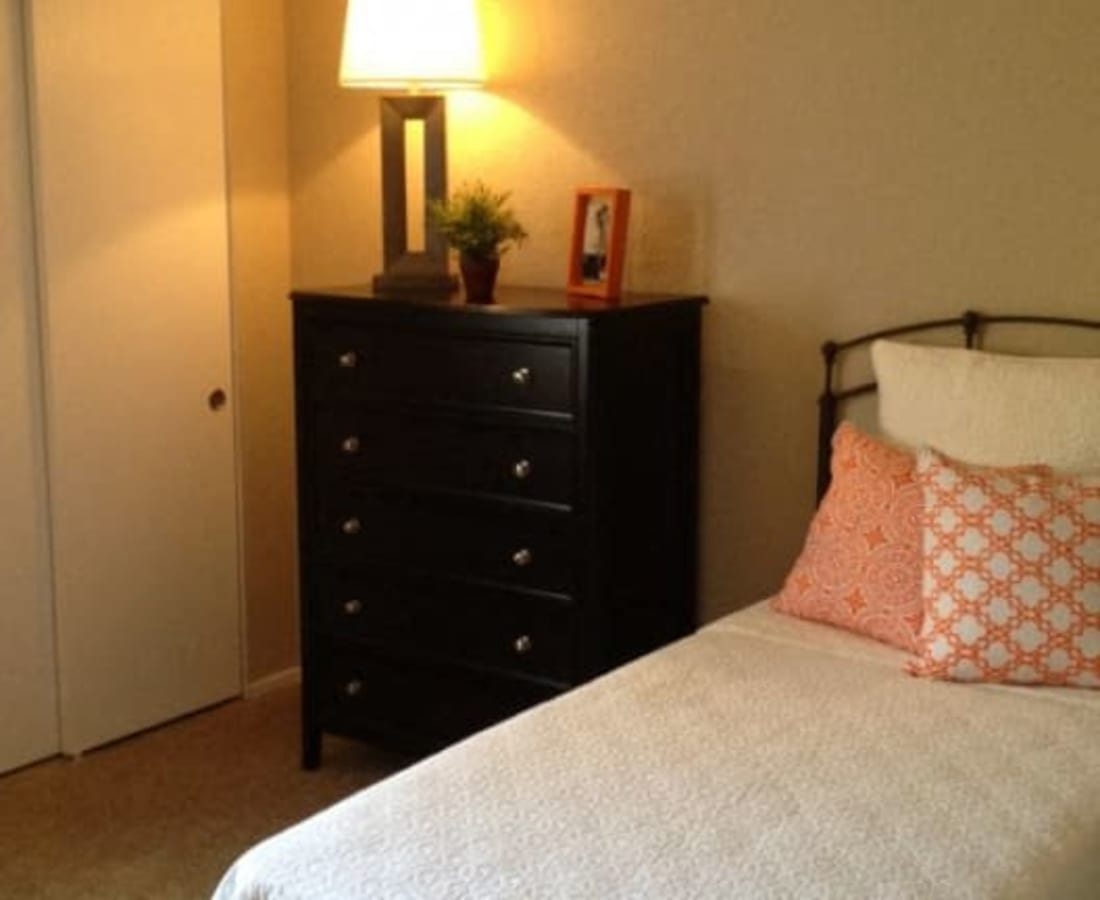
26 0 242 753
0 0 59 775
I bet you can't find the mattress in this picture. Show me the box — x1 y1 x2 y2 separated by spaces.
213 603 1100 899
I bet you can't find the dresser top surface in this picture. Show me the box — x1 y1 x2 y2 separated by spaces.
291 284 707 318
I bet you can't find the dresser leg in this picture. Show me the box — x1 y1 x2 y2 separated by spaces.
302 727 321 770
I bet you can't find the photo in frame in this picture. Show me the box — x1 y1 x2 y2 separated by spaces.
566 187 631 298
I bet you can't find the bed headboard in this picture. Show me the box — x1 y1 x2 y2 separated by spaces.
817 311 1100 503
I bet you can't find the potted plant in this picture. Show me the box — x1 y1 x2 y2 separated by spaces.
429 181 528 303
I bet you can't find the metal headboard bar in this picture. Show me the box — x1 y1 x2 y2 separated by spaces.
816 310 1100 502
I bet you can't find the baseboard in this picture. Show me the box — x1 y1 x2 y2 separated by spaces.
245 666 301 699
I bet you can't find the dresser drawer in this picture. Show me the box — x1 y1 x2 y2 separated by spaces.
316 494 575 593
308 326 574 415
317 646 559 746
313 570 576 683
314 412 576 506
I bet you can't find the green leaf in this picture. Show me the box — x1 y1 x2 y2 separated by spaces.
428 180 528 260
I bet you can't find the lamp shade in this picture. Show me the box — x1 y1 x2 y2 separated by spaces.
340 0 485 91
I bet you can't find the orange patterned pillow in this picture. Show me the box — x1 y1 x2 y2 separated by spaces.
772 423 924 651
909 449 1100 688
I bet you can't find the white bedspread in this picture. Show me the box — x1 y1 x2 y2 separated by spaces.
213 604 1100 899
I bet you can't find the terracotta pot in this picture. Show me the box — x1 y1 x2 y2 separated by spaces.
459 254 500 304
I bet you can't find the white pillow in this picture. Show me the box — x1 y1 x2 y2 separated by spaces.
871 339 1100 472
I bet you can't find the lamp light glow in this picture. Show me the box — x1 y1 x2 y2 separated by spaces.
340 0 485 92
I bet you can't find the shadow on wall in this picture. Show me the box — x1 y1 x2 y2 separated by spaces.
625 177 716 295
698 297 828 620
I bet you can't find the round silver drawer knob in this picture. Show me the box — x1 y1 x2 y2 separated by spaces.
338 351 358 368
344 678 364 697
341 435 361 454
343 598 364 616
513 634 533 655
511 547 533 567
341 517 362 536
511 459 532 480
511 366 532 386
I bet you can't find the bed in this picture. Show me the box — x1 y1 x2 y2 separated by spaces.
214 311 1100 899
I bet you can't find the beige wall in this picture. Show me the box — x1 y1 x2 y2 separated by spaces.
285 0 1100 623
223 0 298 681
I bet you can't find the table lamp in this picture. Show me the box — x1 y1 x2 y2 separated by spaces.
340 0 485 294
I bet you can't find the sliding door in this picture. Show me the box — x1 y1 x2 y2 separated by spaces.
0 0 59 775
26 0 242 753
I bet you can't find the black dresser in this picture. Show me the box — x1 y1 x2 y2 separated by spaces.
292 285 705 767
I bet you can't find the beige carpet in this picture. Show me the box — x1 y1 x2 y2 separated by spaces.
0 684 408 899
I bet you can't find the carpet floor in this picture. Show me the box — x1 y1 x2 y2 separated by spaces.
0 684 409 899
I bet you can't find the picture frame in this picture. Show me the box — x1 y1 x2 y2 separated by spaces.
566 187 631 299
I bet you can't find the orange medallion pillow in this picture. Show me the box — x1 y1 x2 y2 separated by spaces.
909 449 1100 688
772 423 924 652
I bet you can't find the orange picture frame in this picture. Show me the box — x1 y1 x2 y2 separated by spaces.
566 187 631 299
